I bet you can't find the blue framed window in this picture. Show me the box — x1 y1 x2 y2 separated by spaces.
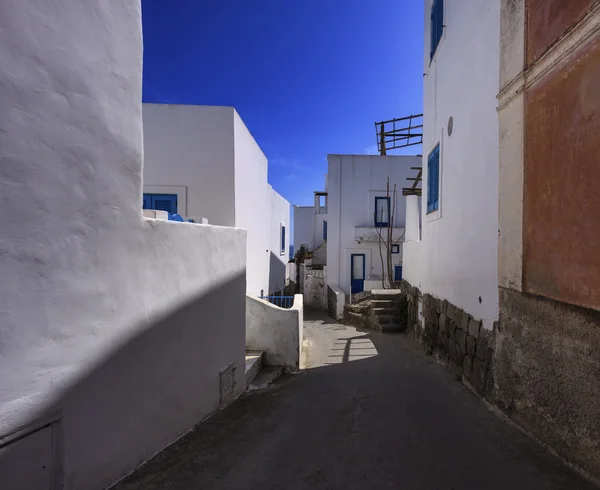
323 221 328 241
427 144 440 214
281 225 286 254
391 244 400 254
430 0 444 60
143 193 177 214
374 197 391 227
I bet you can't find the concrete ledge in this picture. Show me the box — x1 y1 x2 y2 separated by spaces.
327 285 345 321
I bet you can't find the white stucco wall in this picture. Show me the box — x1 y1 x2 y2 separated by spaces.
233 111 271 297
269 186 291 293
142 104 236 224
326 154 421 295
0 2 246 489
245 295 304 371
294 205 315 252
404 0 500 329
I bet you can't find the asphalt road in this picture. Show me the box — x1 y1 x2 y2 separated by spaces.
113 310 597 490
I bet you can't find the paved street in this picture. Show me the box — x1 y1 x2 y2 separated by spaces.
114 310 597 490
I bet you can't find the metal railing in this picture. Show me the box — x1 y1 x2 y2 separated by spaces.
375 114 423 154
260 296 295 309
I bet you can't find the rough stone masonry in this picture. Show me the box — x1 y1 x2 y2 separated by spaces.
401 279 495 401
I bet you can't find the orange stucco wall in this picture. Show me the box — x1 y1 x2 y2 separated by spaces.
523 36 600 309
526 0 596 64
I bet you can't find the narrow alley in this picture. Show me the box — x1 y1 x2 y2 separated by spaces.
113 310 595 490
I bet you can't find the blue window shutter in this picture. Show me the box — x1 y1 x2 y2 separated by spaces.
427 144 440 213
323 221 328 241
281 225 286 252
142 194 150 209
430 0 444 60
151 194 177 214
430 2 436 59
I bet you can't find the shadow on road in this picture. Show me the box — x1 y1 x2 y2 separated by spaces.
113 309 598 490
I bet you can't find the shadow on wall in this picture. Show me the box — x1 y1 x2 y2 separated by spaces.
0 273 246 490
269 251 287 294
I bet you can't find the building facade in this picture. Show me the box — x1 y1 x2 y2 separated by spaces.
404 0 600 479
327 154 420 295
292 175 329 264
403 0 500 330
496 0 600 477
143 103 290 296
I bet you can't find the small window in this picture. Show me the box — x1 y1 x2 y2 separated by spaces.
391 244 400 254
430 0 444 60
280 225 286 254
143 193 177 214
427 144 440 214
374 197 390 227
323 221 328 241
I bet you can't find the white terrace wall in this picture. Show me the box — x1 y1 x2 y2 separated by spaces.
142 103 236 224
0 2 246 490
269 187 291 294
294 205 314 252
233 111 271 297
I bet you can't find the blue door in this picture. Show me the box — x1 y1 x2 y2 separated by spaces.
351 254 365 294
394 265 403 282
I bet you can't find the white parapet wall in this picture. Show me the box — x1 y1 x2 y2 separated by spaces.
0 2 247 490
327 285 346 321
246 295 304 372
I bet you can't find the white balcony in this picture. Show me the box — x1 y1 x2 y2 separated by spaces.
354 226 405 243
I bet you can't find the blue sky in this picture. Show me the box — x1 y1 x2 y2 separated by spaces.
141 0 424 206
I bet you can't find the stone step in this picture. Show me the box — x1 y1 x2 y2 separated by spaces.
375 314 399 325
372 307 396 316
244 351 264 388
371 299 395 309
379 323 405 334
371 289 404 301
248 366 283 391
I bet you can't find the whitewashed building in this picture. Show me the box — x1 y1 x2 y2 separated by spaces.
326 154 421 295
143 103 291 296
292 176 328 265
0 2 248 489
402 0 499 329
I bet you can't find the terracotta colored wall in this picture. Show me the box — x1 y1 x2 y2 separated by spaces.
526 0 596 64
523 37 600 310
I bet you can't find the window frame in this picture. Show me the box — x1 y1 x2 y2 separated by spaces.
391 244 400 254
374 196 391 228
323 220 328 241
280 224 286 255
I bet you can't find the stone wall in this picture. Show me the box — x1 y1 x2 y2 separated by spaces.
303 268 327 311
496 287 600 477
402 280 495 400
